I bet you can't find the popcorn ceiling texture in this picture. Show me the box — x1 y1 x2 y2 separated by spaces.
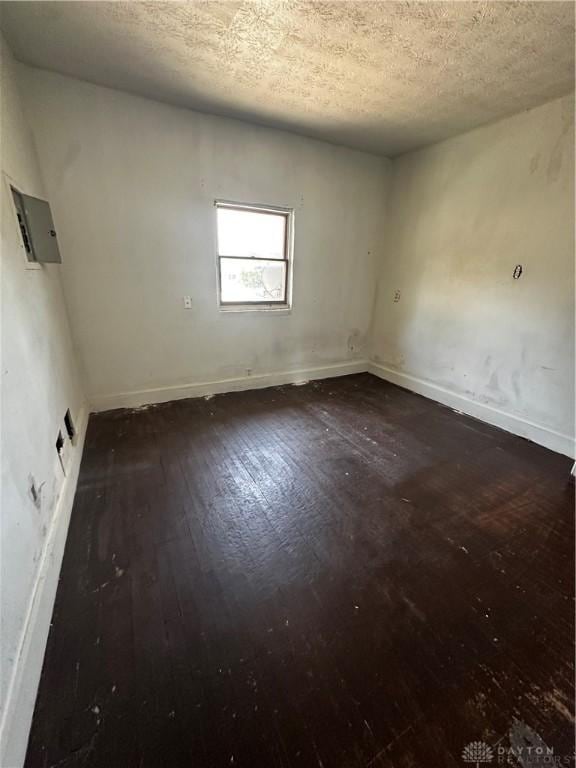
1 1 574 156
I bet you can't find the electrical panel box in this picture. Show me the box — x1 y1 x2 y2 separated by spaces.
11 187 62 264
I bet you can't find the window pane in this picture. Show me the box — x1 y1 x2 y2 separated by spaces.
220 258 286 303
217 208 286 259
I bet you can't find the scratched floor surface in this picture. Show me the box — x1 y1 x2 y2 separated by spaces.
25 374 575 767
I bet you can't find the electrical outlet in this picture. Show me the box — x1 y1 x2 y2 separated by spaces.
183 296 192 309
394 289 401 303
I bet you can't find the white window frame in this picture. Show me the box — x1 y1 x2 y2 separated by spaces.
215 199 294 312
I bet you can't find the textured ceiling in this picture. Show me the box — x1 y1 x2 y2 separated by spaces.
1 1 574 156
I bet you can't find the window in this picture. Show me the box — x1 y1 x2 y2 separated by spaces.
216 201 293 308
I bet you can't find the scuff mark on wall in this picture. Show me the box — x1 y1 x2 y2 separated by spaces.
370 94 574 439
547 98 572 182
347 328 364 355
28 476 42 510
487 371 499 392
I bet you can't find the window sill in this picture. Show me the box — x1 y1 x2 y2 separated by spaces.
219 304 292 314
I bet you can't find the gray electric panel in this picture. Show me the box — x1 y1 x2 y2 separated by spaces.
11 187 62 264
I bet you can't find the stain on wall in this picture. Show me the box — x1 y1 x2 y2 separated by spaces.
370 94 575 438
21 67 389 404
1 34 85 766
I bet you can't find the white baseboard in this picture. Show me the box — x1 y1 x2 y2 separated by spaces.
91 360 574 457
0 406 89 768
368 362 575 458
90 360 369 412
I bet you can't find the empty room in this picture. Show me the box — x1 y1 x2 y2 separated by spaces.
1 2 574 766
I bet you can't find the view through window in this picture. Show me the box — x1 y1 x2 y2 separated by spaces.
216 202 292 306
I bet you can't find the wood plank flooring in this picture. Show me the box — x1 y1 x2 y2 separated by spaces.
25 374 575 767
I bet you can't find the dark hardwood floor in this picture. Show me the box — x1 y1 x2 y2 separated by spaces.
26 373 574 767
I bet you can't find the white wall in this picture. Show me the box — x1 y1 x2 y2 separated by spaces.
20 67 390 410
0 37 87 766
13 67 575 454
16 66 575 455
370 95 575 456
